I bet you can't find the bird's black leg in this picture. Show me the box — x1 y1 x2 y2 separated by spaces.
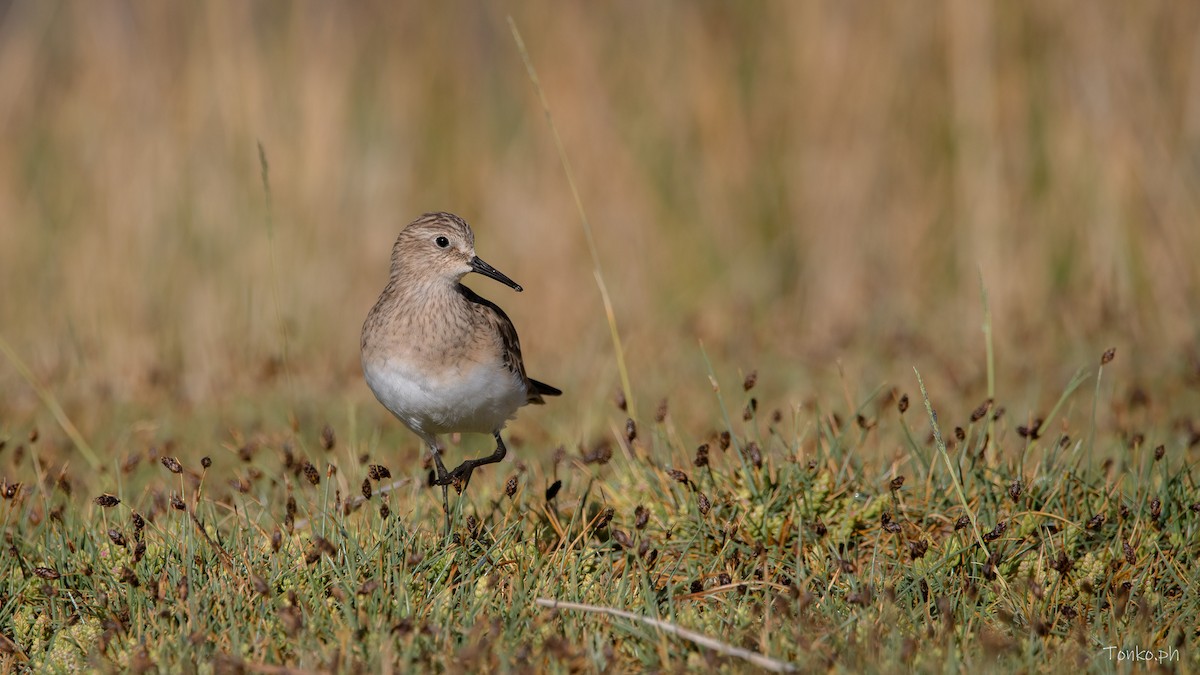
430 443 451 536
436 432 508 495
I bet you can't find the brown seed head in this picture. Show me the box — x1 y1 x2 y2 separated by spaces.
970 399 993 422
634 505 649 530
655 398 669 423
361 478 372 501
303 462 320 486
545 480 562 502
744 442 762 469
611 529 633 550
1008 480 1022 503
95 494 121 508
505 476 518 498
983 521 1007 542
320 424 336 451
743 370 758 391
898 394 909 414
693 443 710 468
200 456 212 469
697 493 711 515
625 418 637 442
107 530 127 547
1154 445 1165 462
1101 348 1115 365
170 495 185 511
161 457 183 474
890 476 905 491
668 469 690 485
33 566 60 580
908 539 928 560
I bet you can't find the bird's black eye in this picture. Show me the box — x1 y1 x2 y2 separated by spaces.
435 236 450 249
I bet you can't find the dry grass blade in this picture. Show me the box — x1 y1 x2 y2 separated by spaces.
508 16 635 416
0 335 100 470
535 597 798 673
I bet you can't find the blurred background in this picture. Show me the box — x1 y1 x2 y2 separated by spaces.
1 1 1198 449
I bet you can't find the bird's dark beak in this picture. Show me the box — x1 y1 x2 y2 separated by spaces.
470 256 523 292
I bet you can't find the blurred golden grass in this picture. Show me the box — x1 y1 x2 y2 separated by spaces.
1 2 1198 445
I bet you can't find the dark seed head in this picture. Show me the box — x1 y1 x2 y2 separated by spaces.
1101 348 1115 365
744 442 762 469
983 521 1007 542
545 480 562 502
379 502 390 519
1008 480 1022 503
1085 514 1105 531
697 493 711 515
596 507 615 528
954 515 971 531
634 506 649 530
890 476 905 491
954 427 965 442
908 539 928 560
1150 498 1161 520
361 478 372 501
170 495 186 511
368 464 391 481
718 431 731 450
107 529 127 547
970 399 993 422
303 462 320 486
1049 552 1074 575
320 424 336 451
668 469 690 485
1123 540 1135 566
614 390 627 412
505 476 518 498
34 566 60 580
286 496 297 518
611 529 633 550
898 394 909 414
883 521 902 534
625 418 637 442
693 444 710 468
131 512 145 531
201 456 212 469
160 457 183 474
1154 445 1165 461
743 370 757 392
95 494 121 508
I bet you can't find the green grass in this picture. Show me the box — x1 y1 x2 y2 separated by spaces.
2 346 1197 673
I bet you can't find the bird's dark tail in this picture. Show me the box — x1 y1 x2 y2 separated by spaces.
527 378 563 404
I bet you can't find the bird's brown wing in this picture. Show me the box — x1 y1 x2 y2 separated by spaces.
456 284 562 404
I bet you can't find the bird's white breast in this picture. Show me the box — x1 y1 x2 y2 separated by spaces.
362 356 526 439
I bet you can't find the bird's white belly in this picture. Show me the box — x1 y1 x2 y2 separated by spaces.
363 358 525 438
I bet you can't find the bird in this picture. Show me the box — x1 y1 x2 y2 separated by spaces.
360 212 561 533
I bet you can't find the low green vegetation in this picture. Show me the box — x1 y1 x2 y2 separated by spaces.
2 348 1197 673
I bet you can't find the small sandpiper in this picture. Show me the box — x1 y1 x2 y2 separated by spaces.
361 212 561 532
